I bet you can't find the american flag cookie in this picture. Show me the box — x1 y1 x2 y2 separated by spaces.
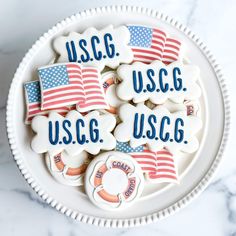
116 141 179 184
84 151 144 210
37 63 109 113
126 24 183 64
23 81 70 124
45 151 90 186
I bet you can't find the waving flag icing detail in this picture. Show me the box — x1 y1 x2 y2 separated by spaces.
24 81 69 124
38 63 108 112
116 141 179 183
127 25 182 64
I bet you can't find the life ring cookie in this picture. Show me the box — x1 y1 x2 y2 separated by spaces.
102 71 124 114
45 151 90 186
85 151 144 210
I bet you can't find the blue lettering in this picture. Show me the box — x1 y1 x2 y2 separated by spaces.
76 119 86 144
65 41 77 62
146 69 156 92
173 67 183 91
133 71 143 93
48 121 59 145
91 36 102 60
133 113 144 139
79 39 90 62
174 118 184 142
146 115 157 139
104 33 115 58
159 68 169 92
62 120 72 145
90 119 99 142
159 116 170 142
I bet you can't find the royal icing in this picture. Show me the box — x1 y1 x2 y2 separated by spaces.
114 103 202 153
38 63 109 112
22 22 205 207
84 151 144 210
24 81 70 124
101 71 124 114
184 100 200 116
116 60 201 104
126 25 182 64
53 25 133 70
31 110 116 156
116 142 179 183
45 151 89 186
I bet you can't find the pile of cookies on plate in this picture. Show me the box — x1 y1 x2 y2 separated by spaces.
24 25 202 210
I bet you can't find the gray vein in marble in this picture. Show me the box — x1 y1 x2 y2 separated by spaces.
209 175 236 233
186 0 198 27
3 188 48 208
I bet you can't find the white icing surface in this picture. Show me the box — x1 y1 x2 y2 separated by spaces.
114 103 202 153
117 61 201 104
1 1 235 235
102 169 128 195
54 25 133 71
31 111 117 156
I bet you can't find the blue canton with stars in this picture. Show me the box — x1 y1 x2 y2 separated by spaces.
24 81 41 103
38 65 69 90
116 141 144 153
127 26 153 48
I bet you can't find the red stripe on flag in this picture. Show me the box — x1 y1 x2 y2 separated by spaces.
43 85 83 96
43 92 85 102
148 174 177 180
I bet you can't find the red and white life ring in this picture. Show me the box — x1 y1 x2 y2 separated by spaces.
102 71 124 114
45 151 90 186
85 151 144 210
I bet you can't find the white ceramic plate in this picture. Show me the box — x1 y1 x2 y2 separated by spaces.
6 6 230 227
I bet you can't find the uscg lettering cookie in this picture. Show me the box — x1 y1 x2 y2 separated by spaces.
53 25 133 70
31 110 116 156
84 151 144 210
114 103 202 153
117 61 201 104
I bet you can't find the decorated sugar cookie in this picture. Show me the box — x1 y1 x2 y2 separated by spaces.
145 149 179 184
45 151 90 186
102 71 124 114
85 151 144 210
116 141 179 183
184 100 200 116
157 100 186 114
127 24 182 64
53 25 133 70
117 60 201 104
31 110 116 156
158 100 200 117
114 103 202 153
38 63 109 112
24 81 70 124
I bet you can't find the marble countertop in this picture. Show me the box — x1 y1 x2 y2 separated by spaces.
0 0 236 235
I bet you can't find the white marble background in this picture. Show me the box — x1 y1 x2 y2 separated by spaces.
0 0 235 235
